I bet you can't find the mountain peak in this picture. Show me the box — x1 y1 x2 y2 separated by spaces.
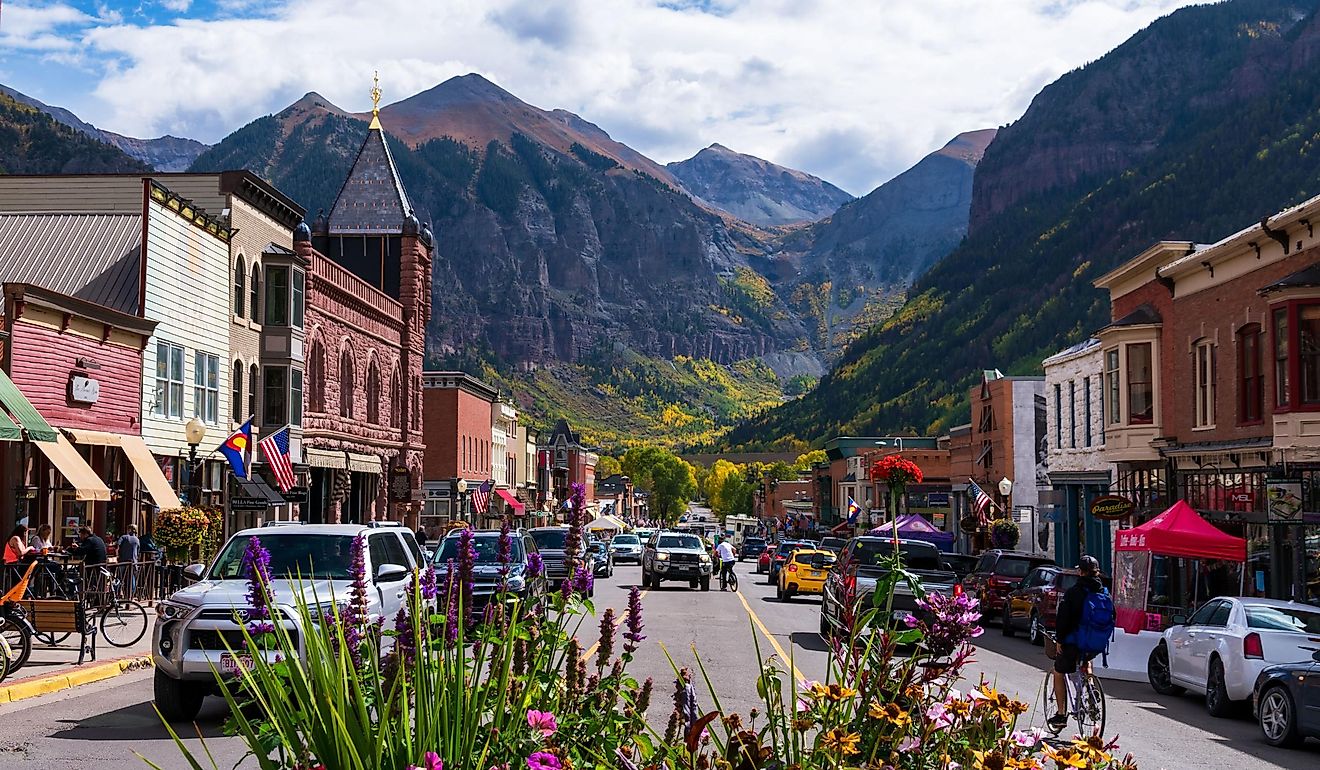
668 143 852 226
287 91 347 116
935 128 997 165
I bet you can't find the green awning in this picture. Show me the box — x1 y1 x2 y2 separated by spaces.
0 411 18 442
0 369 57 442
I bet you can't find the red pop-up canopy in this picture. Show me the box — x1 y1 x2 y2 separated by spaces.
1113 500 1246 562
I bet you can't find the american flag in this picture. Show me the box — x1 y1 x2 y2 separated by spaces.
470 479 493 516
258 426 296 493
968 478 994 524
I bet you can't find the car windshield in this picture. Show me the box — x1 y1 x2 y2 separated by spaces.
745 538 765 545
612 535 640 545
530 530 569 550
995 558 1046 578
209 534 355 580
658 534 703 549
852 541 942 571
434 534 525 564
1245 604 1320 633
794 551 835 566
777 542 806 555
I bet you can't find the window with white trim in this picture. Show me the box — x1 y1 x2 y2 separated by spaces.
194 351 220 424
154 342 185 418
1193 339 1216 428
1104 348 1120 425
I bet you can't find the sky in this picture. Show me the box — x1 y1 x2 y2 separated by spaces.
0 0 1204 195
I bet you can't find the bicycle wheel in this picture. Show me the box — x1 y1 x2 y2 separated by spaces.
99 600 148 647
1076 673 1106 738
730 571 739 592
0 617 32 672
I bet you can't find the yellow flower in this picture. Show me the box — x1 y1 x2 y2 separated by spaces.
947 698 973 718
809 682 859 702
820 728 861 756
972 685 1029 722
970 750 1008 770
792 717 815 732
866 701 911 728
1044 747 1088 769
1070 735 1113 764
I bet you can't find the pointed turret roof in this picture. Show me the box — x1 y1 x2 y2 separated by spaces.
327 119 414 235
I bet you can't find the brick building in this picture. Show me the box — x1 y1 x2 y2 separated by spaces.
542 419 596 510
299 106 431 526
421 371 496 528
1095 198 1320 601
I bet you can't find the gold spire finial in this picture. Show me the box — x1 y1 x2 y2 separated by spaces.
369 70 382 129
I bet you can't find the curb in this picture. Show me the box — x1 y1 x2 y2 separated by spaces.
0 656 154 704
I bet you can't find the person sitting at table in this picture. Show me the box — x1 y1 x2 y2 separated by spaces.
67 526 107 566
27 524 53 553
4 524 31 565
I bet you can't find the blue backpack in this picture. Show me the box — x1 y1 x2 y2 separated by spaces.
1072 587 1115 657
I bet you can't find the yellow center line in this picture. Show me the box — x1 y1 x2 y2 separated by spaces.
734 583 808 684
581 588 648 661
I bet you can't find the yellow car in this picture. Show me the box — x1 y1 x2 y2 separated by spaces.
777 548 836 601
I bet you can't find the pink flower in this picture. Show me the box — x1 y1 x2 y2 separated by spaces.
1011 728 1044 747
897 736 921 752
406 752 443 770
925 701 954 729
527 752 561 770
527 709 558 738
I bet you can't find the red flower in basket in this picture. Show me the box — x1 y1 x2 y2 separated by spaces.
871 454 924 487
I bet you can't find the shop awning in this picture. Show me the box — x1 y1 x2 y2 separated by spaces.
0 369 56 442
495 488 525 513
120 435 182 510
33 433 110 501
65 428 121 446
347 452 382 474
305 447 347 469
0 411 20 442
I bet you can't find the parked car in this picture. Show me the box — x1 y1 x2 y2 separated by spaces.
777 549 836 601
1002 566 1111 645
153 524 426 722
940 553 978 581
1252 650 1320 747
767 541 813 584
1147 597 1320 717
740 536 768 561
433 528 548 616
609 533 643 564
527 526 573 583
757 550 772 574
587 540 614 578
819 538 958 639
641 531 713 590
818 536 848 555
960 550 1056 625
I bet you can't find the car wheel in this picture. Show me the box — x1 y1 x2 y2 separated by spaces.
1028 613 1044 646
154 669 205 722
1146 643 1184 696
1258 685 1303 747
689 579 699 589
1001 605 1016 637
1205 657 1235 717
700 577 710 591
784 586 794 601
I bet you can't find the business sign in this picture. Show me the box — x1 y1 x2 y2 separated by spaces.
926 492 950 507
281 486 309 504
1265 479 1304 524
1089 495 1135 521
69 375 100 404
389 466 412 503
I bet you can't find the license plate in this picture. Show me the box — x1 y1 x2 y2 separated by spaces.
220 653 255 674
891 610 911 622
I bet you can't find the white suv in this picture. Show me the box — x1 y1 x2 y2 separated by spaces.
152 523 425 721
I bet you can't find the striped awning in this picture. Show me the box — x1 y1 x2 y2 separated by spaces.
0 369 57 442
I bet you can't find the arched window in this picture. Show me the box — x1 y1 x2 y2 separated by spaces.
232 360 243 420
233 256 246 317
307 341 325 412
250 264 261 322
389 369 401 428
248 364 259 421
366 361 381 424
339 349 355 419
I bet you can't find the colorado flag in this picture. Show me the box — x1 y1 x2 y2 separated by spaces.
218 419 253 479
846 496 862 525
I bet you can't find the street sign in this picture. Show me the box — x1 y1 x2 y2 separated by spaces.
1265 478 1303 524
1089 495 1135 520
282 486 309 504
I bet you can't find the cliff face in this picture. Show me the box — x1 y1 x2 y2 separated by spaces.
968 0 1318 231
191 77 808 367
666 143 853 226
729 0 1320 448
0 84 207 172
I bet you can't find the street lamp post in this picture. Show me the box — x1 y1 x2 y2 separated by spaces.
184 418 207 506
454 477 469 523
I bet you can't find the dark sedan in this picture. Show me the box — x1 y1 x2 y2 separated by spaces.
1252 650 1320 747
740 537 767 561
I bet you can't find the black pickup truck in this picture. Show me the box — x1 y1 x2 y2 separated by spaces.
819 537 958 639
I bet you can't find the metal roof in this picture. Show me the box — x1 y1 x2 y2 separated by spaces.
327 126 414 234
0 213 141 314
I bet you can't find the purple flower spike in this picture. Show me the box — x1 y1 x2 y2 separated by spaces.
622 586 645 653
527 551 543 578
571 563 593 596
344 533 370 670
420 564 438 601
393 605 415 667
443 559 460 647
240 536 274 640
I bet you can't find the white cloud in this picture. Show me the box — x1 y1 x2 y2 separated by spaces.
37 0 1201 193
0 1 94 50
160 0 193 12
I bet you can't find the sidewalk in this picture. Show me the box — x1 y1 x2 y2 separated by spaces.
0 632 153 704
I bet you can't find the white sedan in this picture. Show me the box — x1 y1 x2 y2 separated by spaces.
1147 597 1320 717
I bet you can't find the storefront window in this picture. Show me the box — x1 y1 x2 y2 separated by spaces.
1300 304 1320 404
1126 343 1154 424
264 366 287 426
1238 324 1262 423
265 265 290 327
1105 348 1120 424
1274 308 1289 406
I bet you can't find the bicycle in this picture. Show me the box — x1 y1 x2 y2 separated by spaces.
719 562 739 592
1039 632 1106 739
86 566 148 648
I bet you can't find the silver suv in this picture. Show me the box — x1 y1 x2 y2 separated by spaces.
641 530 713 590
152 524 425 721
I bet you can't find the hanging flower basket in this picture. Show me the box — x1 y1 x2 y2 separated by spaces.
156 506 214 563
990 518 1020 549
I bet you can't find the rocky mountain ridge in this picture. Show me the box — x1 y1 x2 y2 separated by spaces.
666 143 853 226
0 89 149 174
0 84 208 172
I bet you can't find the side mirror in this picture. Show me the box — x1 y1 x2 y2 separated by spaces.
375 563 410 584
810 555 826 569
1312 650 1320 663
183 563 206 581
1171 615 1187 626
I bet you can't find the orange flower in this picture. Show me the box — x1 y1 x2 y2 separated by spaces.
867 701 911 728
820 728 861 756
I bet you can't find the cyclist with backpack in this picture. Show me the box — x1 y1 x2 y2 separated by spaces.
1049 554 1114 732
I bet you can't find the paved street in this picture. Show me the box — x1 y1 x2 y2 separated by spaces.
0 561 1316 769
